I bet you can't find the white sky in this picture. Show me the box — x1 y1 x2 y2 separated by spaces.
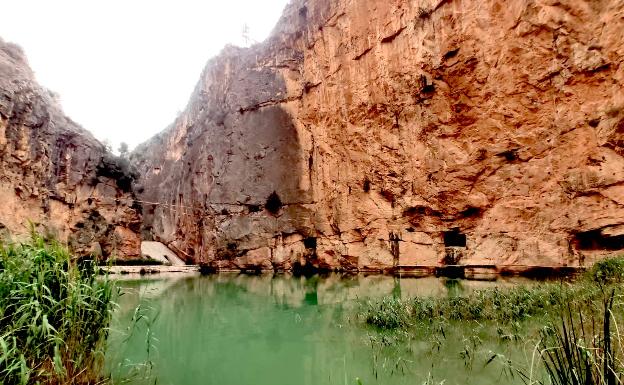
0 0 290 151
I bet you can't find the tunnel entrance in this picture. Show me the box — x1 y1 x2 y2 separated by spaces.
444 229 467 248
442 229 466 265
573 230 624 251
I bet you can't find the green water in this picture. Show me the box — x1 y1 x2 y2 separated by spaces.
107 274 541 385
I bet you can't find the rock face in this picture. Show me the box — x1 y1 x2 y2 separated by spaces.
133 0 624 270
0 38 142 259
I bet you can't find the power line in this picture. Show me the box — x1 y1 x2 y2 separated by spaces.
34 187 211 214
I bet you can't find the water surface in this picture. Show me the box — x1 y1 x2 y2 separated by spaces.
107 274 540 385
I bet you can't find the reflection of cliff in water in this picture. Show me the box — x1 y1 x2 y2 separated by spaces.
113 274 531 320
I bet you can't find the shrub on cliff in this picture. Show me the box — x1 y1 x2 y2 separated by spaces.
0 235 115 384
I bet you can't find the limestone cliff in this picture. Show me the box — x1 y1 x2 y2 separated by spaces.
133 0 624 270
0 38 142 259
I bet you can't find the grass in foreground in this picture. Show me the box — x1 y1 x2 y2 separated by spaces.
536 290 623 385
0 235 115 385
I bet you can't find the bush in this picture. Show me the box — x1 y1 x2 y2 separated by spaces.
588 256 624 284
0 235 116 384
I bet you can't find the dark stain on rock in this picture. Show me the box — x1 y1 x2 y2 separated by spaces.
389 232 400 267
588 118 600 127
497 149 519 162
265 191 283 215
460 207 482 218
381 26 406 43
403 205 442 218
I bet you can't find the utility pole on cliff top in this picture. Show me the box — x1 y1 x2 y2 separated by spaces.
242 23 251 46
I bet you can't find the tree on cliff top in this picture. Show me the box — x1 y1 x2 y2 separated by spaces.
118 142 129 158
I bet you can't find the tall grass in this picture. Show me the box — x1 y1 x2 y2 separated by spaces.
361 257 624 331
0 234 115 384
361 283 585 330
538 291 622 385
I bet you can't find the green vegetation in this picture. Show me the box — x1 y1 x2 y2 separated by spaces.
536 291 622 385
362 257 624 331
3 232 617 385
588 256 624 284
362 284 580 329
360 256 624 385
0 235 115 385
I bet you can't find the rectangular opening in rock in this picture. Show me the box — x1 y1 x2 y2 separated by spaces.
443 229 467 248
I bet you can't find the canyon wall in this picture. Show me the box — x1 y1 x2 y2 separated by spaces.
133 0 624 270
0 38 142 259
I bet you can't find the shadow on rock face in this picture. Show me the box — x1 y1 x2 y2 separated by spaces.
133 45 313 264
209 105 306 206
210 105 312 259
136 102 313 263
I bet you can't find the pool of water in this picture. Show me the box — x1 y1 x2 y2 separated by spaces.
106 274 541 385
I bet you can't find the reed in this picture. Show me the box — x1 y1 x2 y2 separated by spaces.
361 283 584 330
360 256 624 384
0 234 116 384
361 256 624 331
535 289 624 385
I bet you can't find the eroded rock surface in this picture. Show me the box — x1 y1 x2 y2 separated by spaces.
0 38 142 259
133 0 624 270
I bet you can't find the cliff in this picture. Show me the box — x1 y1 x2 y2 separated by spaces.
132 0 624 270
0 38 142 259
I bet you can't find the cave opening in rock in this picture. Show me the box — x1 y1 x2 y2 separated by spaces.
303 237 317 249
460 207 481 218
573 230 624 251
265 191 283 215
444 229 467 248
363 178 371 192
420 75 435 94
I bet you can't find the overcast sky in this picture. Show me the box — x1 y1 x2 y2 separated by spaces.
0 0 290 151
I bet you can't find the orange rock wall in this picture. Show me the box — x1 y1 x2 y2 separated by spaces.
133 0 624 270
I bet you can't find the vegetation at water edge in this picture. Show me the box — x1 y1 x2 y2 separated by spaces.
359 256 624 385
0 234 115 385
